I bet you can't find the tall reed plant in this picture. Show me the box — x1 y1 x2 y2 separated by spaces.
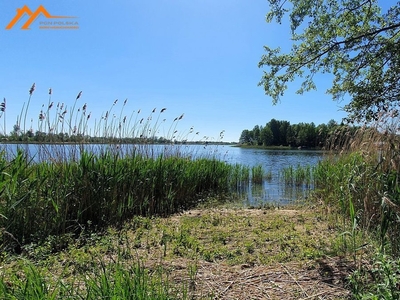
314 112 400 255
0 84 238 252
251 165 264 184
281 164 313 187
0 150 238 251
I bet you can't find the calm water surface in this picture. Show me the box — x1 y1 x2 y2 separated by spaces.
2 143 325 205
220 146 324 205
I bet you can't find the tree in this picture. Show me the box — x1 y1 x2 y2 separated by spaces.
261 126 274 146
239 129 252 144
268 118 281 145
258 0 400 122
252 125 262 145
279 121 290 146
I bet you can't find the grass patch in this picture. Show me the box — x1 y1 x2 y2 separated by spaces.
0 205 354 299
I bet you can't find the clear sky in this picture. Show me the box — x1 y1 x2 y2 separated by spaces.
1 0 355 142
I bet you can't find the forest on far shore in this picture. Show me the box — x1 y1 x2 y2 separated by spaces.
239 119 357 148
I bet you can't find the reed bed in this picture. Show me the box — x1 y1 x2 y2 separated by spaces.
229 163 250 188
251 165 264 184
0 84 256 252
280 164 314 188
0 148 239 252
314 112 400 256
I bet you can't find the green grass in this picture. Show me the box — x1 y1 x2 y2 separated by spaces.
2 84 400 299
0 258 185 299
0 85 255 252
0 205 347 299
0 149 248 252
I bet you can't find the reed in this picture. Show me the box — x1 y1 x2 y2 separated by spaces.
0 258 189 299
251 165 264 184
281 164 313 187
229 163 250 188
0 150 240 251
314 111 400 255
0 85 244 252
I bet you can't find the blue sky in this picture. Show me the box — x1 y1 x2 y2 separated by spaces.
1 0 352 142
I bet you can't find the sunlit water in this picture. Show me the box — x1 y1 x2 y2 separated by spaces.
220 146 324 206
1 143 325 205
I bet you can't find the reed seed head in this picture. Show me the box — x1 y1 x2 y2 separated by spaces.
161 108 166 113
29 83 36 95
0 98 5 112
76 91 82 100
49 88 52 95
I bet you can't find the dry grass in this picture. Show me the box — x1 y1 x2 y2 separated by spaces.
143 207 353 299
167 258 351 299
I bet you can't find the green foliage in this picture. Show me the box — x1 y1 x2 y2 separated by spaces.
239 118 343 148
281 164 313 187
313 143 400 256
307 114 400 299
0 148 242 252
350 253 400 299
0 260 184 299
229 163 250 189
251 165 264 184
259 0 400 122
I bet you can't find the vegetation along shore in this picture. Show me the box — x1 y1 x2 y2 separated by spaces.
0 84 399 299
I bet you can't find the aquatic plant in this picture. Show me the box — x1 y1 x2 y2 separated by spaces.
251 165 264 184
281 164 313 187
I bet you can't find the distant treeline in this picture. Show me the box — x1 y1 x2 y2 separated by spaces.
239 119 357 148
0 131 232 145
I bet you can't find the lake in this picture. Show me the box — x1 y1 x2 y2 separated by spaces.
1 143 325 205
219 145 324 206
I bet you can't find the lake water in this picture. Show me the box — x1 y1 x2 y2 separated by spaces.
1 143 325 205
219 146 324 206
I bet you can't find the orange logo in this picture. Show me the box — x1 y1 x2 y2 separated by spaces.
6 5 78 30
